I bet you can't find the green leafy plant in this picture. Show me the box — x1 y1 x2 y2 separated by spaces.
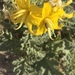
0 0 75 75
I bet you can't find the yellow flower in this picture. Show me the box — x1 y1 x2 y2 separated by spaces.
32 1 75 39
32 2 64 40
11 0 75 39
50 0 75 19
50 0 75 26
11 0 42 34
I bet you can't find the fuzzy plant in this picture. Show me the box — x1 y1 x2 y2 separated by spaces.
0 0 75 75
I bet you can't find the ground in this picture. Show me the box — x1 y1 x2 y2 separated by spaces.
0 51 15 75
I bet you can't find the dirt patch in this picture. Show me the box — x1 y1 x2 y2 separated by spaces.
0 51 16 75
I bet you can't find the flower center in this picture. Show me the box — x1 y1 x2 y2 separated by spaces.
45 18 56 40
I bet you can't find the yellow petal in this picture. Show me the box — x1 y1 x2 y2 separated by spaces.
23 0 30 9
29 4 43 26
10 9 29 26
11 14 22 24
51 8 65 17
13 10 27 16
63 0 72 7
45 18 56 37
15 16 25 30
42 2 52 18
45 18 54 30
47 27 54 40
25 15 34 34
15 0 30 9
13 10 28 19
33 21 47 35
63 12 74 18
29 4 42 15
30 14 43 27
51 17 63 29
